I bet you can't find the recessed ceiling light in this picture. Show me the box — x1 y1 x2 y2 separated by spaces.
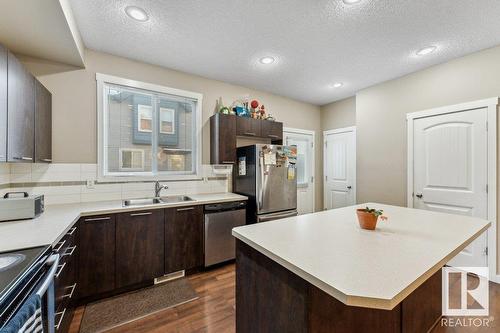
416 46 437 56
125 6 149 22
331 82 343 88
343 0 362 4
259 56 275 65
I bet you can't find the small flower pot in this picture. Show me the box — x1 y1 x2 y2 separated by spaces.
356 209 379 230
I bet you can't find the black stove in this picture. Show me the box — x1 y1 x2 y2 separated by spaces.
0 246 51 323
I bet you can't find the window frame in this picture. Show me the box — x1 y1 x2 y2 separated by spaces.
96 73 203 181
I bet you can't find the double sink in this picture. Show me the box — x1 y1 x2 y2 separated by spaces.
123 195 193 207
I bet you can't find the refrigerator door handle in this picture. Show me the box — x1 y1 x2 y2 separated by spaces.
258 155 265 210
257 210 298 223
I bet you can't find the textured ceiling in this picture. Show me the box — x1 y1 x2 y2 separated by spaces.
69 0 500 105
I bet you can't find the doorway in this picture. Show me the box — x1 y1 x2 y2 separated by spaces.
323 127 356 210
284 128 315 215
407 98 498 276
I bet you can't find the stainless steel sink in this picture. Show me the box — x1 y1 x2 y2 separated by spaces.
123 198 162 206
160 195 194 203
122 195 193 206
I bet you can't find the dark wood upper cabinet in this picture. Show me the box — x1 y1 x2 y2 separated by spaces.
261 121 283 143
116 210 165 288
35 80 52 163
165 205 203 274
77 215 116 300
236 117 262 137
210 113 284 164
7 51 35 162
0 45 6 162
210 113 237 164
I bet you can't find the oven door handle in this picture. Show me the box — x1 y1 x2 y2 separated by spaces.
36 254 60 297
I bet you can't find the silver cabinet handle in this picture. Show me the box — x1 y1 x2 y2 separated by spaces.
41 158 52 162
67 227 77 235
268 134 280 138
244 132 256 136
84 217 111 222
63 283 77 299
54 308 66 330
55 262 66 279
13 156 33 161
130 212 153 216
177 207 194 212
63 246 76 257
222 161 235 164
53 240 66 253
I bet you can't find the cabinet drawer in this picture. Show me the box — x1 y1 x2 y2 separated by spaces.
53 225 77 258
55 299 75 333
236 117 261 137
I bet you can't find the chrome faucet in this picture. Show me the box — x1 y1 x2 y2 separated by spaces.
154 181 168 197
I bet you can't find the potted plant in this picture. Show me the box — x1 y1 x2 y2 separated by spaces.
356 206 387 230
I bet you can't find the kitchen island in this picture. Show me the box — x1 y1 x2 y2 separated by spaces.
232 203 490 333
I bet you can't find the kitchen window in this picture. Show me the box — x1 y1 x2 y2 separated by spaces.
97 73 202 180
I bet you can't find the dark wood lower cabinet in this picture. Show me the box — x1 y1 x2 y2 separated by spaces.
165 206 203 274
77 215 116 300
116 210 165 288
53 225 78 333
236 240 441 333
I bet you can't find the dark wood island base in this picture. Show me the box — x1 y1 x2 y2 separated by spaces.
236 240 442 333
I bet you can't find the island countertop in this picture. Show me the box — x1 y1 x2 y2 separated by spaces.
232 203 490 310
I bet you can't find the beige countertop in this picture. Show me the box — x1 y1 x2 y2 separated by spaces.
232 203 490 310
0 192 247 253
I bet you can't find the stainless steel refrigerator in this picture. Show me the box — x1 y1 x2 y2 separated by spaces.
235 144 297 223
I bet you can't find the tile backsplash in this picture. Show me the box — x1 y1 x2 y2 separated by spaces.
0 163 230 205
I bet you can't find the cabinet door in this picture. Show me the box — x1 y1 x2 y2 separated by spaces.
0 45 6 162
35 80 52 163
77 215 116 299
210 113 237 164
116 210 165 288
236 117 262 137
7 51 35 162
261 121 283 142
165 205 203 274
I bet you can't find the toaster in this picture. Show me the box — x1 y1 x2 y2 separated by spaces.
0 192 45 222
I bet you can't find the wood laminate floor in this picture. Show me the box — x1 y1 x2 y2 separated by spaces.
69 264 500 332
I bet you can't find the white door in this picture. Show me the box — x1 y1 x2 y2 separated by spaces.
324 127 356 210
284 128 315 215
413 108 488 267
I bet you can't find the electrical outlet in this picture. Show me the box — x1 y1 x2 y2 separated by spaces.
86 179 95 189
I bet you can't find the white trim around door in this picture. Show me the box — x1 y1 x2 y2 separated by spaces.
283 127 316 213
407 97 499 283
323 126 357 210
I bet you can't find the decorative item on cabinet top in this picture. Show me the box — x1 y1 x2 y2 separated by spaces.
215 96 276 121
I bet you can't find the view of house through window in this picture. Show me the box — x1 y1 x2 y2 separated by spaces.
101 79 200 178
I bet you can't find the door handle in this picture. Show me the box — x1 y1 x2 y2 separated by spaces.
130 212 153 217
415 193 423 198
177 207 194 212
13 156 33 161
347 186 352 189
84 217 111 222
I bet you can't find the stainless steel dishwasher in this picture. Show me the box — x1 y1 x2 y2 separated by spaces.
204 201 246 267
